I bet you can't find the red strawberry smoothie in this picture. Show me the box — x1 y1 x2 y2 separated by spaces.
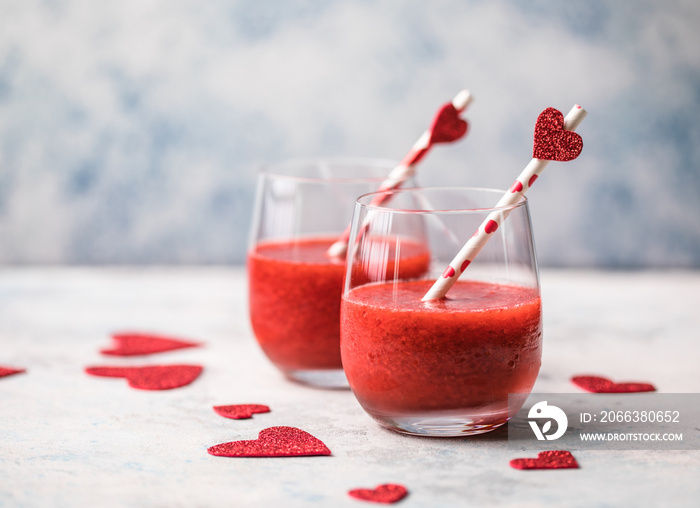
340 279 542 424
248 237 430 374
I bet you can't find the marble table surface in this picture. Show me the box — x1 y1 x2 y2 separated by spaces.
1 267 698 507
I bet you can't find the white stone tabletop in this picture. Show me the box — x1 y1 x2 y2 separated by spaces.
1 267 699 507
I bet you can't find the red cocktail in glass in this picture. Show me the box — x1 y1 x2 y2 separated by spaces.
341 187 542 435
247 158 425 388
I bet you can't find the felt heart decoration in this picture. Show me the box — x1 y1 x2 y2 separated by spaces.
348 484 409 504
509 450 579 470
532 107 583 161
429 104 468 145
0 366 26 378
85 365 203 390
207 426 331 457
571 375 656 393
213 404 271 420
101 332 201 356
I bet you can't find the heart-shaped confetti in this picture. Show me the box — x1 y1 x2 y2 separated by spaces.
213 404 271 420
85 365 203 390
0 366 26 379
207 426 331 458
510 450 579 470
429 103 468 144
101 332 201 356
532 107 583 161
348 484 409 504
571 375 656 393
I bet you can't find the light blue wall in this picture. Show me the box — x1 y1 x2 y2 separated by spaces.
1 0 698 266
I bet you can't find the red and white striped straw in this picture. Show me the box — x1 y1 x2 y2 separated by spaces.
326 90 473 258
422 104 587 302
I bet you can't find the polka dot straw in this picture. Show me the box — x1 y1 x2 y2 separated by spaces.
326 90 472 258
422 104 587 301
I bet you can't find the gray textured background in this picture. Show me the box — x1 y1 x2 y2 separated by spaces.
1 0 698 267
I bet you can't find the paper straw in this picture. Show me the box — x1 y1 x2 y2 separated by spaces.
326 90 473 258
422 104 587 302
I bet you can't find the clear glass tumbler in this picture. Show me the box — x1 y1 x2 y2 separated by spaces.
340 187 542 435
247 157 416 389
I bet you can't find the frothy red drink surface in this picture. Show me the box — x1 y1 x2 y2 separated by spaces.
340 280 542 414
248 237 430 372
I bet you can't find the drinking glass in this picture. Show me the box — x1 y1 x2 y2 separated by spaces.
248 157 414 388
340 187 542 436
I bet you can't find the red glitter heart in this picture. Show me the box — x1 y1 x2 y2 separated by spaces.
532 107 583 161
429 103 468 144
510 450 579 470
213 404 271 420
207 426 331 458
85 365 203 390
348 484 409 504
101 332 201 356
0 366 26 379
571 375 656 393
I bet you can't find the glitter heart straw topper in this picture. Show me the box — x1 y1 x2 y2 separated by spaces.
422 104 587 301
326 89 473 258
